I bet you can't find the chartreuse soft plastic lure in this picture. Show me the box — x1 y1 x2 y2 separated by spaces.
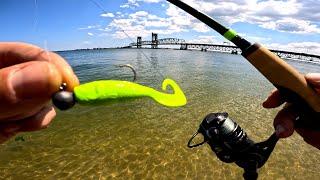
52 78 187 110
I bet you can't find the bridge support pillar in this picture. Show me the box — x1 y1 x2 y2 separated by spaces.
137 36 142 48
151 33 158 49
180 44 188 50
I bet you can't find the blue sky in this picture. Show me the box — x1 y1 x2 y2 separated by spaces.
1 0 320 54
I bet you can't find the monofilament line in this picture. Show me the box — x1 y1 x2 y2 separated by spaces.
89 0 166 80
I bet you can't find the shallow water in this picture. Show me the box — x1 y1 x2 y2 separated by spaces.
1 49 319 179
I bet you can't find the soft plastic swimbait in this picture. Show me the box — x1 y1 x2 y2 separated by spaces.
52 78 187 110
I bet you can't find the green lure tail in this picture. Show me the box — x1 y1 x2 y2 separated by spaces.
74 79 187 107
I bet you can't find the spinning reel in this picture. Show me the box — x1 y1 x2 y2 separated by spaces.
188 112 278 180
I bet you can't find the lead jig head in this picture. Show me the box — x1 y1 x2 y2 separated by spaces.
52 83 76 110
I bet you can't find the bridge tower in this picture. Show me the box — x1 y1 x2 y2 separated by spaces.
151 33 158 49
137 36 142 48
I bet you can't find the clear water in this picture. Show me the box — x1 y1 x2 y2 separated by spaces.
0 49 319 179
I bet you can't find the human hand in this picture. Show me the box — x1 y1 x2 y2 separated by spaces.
263 73 320 149
0 42 79 143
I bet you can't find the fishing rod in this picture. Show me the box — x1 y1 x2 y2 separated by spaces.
167 0 320 130
167 0 320 179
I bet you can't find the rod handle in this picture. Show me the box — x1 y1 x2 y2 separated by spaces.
243 43 320 112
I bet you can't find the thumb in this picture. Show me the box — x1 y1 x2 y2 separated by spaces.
0 61 62 120
273 104 296 138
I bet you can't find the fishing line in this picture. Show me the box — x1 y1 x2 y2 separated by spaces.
88 0 166 80
43 40 51 60
33 0 38 31
33 0 51 59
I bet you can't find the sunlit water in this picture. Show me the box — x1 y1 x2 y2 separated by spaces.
1 49 319 179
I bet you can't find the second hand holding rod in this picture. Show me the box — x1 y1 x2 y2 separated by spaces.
167 0 320 130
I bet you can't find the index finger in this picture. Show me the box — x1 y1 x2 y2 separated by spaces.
262 89 286 108
0 42 79 91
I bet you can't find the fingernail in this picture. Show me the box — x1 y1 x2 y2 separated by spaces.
276 124 286 137
10 63 49 99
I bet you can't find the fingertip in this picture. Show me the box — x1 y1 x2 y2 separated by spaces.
262 100 272 108
46 62 64 94
63 69 80 92
19 106 56 132
43 52 79 91
273 107 296 138
275 124 294 138
262 89 284 108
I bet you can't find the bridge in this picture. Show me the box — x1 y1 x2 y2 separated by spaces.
128 33 320 64
130 33 186 48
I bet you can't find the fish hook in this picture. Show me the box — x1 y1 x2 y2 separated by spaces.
116 64 137 82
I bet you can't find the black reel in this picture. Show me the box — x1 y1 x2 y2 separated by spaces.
188 112 279 180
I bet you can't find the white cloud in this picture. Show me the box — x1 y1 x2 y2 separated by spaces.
120 0 139 8
98 33 111 37
188 35 219 44
260 18 320 34
251 0 301 16
165 0 320 34
120 4 130 8
129 11 149 19
98 27 112 32
120 0 164 9
87 32 94 36
240 34 271 43
114 0 320 35
191 23 210 33
143 0 163 2
145 20 170 27
78 25 101 30
108 10 187 39
100 13 115 18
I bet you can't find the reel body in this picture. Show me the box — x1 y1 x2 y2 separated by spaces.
188 112 278 180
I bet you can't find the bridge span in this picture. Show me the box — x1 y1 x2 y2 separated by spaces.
128 33 320 64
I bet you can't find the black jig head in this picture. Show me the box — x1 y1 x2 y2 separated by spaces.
52 83 76 111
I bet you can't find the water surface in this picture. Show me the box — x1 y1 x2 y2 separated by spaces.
1 49 319 179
